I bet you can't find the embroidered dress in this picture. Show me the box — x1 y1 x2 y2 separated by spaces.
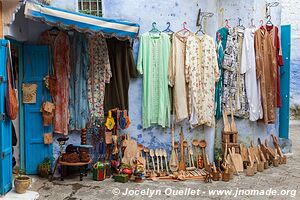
241 28 263 121
68 32 90 130
40 30 70 135
185 34 220 127
137 32 171 129
168 32 190 122
254 28 277 124
88 36 112 124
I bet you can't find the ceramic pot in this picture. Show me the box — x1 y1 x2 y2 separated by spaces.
14 176 30 194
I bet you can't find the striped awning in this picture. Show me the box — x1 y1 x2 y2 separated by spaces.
24 2 140 40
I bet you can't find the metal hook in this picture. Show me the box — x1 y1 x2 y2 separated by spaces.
166 22 171 29
183 21 187 29
238 18 242 26
152 22 157 29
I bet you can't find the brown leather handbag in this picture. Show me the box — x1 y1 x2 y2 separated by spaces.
5 42 18 120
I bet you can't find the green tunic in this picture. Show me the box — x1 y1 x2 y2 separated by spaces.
137 32 171 128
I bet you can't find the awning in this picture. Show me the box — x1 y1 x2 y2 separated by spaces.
24 2 140 40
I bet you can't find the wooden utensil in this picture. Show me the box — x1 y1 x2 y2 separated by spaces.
169 123 178 172
223 110 231 132
144 147 150 171
186 143 191 167
137 144 146 171
230 98 237 133
229 147 243 172
228 148 238 175
122 134 138 165
199 140 207 167
174 141 179 155
189 146 195 168
271 134 284 157
150 149 156 171
212 162 217 173
159 149 164 171
179 127 186 171
240 142 249 162
192 139 199 168
155 149 160 173
163 149 169 174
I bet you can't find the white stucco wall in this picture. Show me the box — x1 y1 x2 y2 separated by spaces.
281 0 300 106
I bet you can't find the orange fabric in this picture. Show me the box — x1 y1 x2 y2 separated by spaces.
254 28 277 124
40 30 70 134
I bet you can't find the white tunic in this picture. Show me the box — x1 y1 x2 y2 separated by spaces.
241 28 263 121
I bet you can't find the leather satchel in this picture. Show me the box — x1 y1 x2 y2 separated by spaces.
5 42 18 120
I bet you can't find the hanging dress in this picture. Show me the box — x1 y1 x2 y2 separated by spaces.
88 35 112 125
185 34 220 127
168 32 190 122
68 32 90 130
137 32 171 129
254 28 277 124
40 30 70 135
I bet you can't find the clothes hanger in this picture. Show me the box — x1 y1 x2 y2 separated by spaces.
225 19 231 28
177 22 190 34
249 18 256 28
48 26 60 36
149 22 161 33
163 22 174 33
266 15 273 26
236 18 245 30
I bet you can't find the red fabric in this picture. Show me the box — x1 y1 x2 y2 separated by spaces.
266 25 284 107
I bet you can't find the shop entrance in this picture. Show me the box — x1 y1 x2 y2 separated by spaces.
23 45 53 174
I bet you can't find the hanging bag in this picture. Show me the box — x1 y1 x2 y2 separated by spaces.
5 42 18 120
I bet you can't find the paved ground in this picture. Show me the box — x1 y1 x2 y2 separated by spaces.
30 122 300 200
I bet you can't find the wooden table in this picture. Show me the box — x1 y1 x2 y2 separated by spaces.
59 159 92 181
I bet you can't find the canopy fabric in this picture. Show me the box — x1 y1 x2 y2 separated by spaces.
24 2 140 40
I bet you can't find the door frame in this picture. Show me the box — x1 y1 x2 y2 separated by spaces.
6 37 25 170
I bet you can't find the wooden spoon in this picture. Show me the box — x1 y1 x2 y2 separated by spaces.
144 147 150 171
159 149 164 171
155 149 160 173
163 149 169 174
150 149 156 171
192 139 199 168
174 141 179 155
199 140 207 166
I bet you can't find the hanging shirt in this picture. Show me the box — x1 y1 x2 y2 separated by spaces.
88 36 112 125
104 38 137 113
241 28 263 121
254 28 277 124
40 30 70 135
168 32 190 122
185 34 220 127
215 27 228 119
265 25 284 107
68 32 90 130
137 32 171 129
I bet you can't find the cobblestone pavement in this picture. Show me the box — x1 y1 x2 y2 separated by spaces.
30 122 300 200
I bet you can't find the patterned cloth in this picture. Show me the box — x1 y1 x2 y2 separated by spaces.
40 30 70 135
88 36 112 125
222 28 238 113
68 32 90 130
185 34 220 127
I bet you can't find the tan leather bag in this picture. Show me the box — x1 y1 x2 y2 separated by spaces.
5 42 18 120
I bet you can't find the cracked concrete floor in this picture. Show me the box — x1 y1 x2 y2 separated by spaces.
30 122 300 200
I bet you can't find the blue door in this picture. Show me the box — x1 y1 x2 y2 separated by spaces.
0 40 13 195
279 25 291 139
23 45 52 174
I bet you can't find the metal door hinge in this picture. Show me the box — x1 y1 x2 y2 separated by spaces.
0 76 3 84
0 113 6 122
1 152 4 160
